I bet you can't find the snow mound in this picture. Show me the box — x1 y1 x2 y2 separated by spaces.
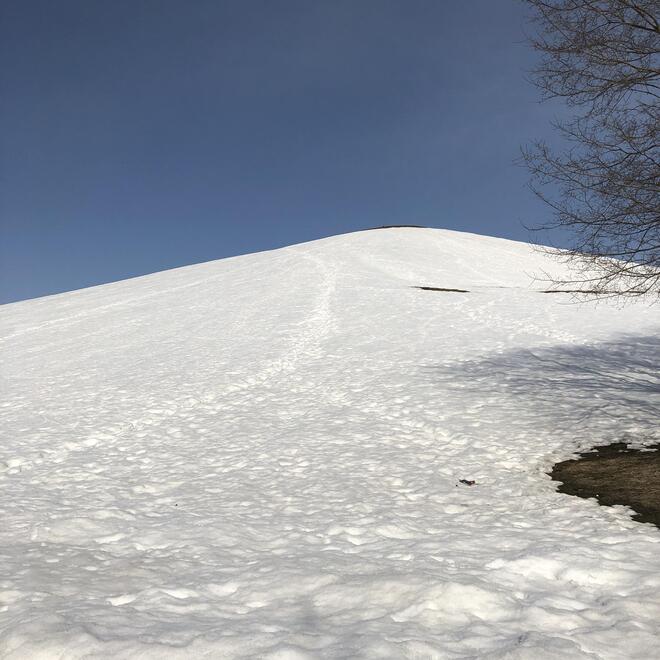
1 228 659 659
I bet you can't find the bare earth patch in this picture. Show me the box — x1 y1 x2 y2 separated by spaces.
414 286 470 293
551 443 660 528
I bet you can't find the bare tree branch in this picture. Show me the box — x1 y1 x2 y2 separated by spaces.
523 0 660 298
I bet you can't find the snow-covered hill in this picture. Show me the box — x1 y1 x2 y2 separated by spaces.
1 228 659 659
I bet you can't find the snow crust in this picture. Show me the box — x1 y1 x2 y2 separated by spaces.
1 227 659 659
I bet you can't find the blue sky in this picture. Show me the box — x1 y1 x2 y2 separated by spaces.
1 0 563 303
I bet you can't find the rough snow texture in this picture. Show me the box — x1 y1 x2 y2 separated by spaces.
1 228 659 659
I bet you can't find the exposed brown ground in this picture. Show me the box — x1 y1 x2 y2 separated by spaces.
551 443 660 528
364 224 428 230
414 286 470 293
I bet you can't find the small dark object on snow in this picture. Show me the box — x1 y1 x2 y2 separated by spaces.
459 479 476 486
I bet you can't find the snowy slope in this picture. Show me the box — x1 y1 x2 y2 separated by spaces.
1 227 659 659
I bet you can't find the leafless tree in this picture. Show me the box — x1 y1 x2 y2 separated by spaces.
522 0 660 297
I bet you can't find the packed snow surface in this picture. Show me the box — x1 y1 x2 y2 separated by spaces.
1 228 659 659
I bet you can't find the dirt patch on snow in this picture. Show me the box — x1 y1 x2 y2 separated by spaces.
414 286 470 293
550 443 660 528
364 224 428 230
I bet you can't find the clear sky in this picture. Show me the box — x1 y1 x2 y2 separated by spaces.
1 0 564 303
